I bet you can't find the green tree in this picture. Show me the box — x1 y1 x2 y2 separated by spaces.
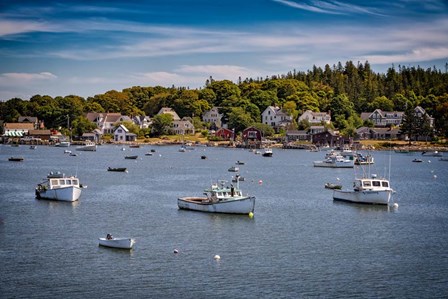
71 116 97 137
251 123 275 137
227 107 254 133
400 106 419 145
151 113 173 136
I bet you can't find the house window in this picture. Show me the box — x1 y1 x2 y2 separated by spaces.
248 131 257 138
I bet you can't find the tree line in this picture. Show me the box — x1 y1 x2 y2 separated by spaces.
1 61 447 138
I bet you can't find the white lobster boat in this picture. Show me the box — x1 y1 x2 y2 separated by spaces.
35 171 82 202
98 237 135 249
76 141 97 151
177 177 255 214
333 174 394 205
313 155 354 168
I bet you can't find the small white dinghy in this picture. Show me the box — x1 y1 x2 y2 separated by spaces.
98 235 135 249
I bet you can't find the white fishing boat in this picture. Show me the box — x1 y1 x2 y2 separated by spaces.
333 174 394 205
35 171 82 202
354 153 374 165
421 151 442 157
228 166 239 172
99 236 135 249
75 141 97 151
313 155 354 168
177 178 255 214
55 141 70 147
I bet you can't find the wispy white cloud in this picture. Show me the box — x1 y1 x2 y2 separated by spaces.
1 72 57 81
272 0 384 15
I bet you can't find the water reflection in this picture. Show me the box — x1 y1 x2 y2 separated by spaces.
332 200 398 213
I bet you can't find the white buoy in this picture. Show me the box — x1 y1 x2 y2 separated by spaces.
336 177 340 181
393 203 399 208
434 175 437 179
214 255 221 260
428 160 431 163
174 249 179 254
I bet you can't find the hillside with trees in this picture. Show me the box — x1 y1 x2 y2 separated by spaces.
1 61 447 138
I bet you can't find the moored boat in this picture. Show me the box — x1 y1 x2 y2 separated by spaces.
228 166 239 172
313 155 354 168
55 141 70 147
107 167 127 172
8 156 24 162
412 158 423 163
75 141 97 151
124 155 138 159
324 182 342 190
333 174 394 205
354 153 374 165
35 171 82 202
422 151 442 157
177 179 255 214
98 236 135 249
262 148 273 157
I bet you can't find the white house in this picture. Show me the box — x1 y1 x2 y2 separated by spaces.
86 112 131 134
298 110 331 125
261 106 293 129
172 118 195 135
114 124 137 142
360 109 403 127
202 107 222 128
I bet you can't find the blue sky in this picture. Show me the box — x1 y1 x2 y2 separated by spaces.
0 0 447 101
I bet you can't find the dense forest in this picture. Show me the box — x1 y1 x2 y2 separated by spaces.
1 61 448 138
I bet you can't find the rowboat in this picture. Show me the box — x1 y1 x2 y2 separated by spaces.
124 155 138 159
107 167 127 172
98 237 135 249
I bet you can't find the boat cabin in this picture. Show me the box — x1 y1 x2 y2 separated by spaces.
354 178 390 191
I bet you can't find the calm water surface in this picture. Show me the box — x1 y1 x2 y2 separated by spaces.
1 144 447 298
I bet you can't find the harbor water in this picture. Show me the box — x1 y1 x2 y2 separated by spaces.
1 144 447 298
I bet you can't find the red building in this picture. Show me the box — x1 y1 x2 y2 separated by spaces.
242 127 262 148
215 128 234 141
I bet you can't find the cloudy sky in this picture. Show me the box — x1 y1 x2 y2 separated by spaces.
0 0 447 101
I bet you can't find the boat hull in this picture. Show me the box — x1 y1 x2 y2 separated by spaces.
313 161 354 168
177 196 255 214
36 186 82 202
333 189 392 205
76 145 97 151
98 238 135 249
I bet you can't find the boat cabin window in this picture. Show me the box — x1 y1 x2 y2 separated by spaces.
66 179 72 185
362 181 371 187
372 181 381 187
51 179 59 186
59 179 65 185
382 181 389 187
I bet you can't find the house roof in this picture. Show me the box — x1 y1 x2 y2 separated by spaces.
4 123 35 130
18 116 38 123
158 107 180 120
29 129 51 135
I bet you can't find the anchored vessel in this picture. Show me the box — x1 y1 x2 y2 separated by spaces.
177 177 255 214
333 174 393 205
35 171 82 202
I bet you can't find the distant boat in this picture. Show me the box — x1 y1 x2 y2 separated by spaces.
29 145 37 150
35 171 82 202
228 166 239 172
99 237 135 250
107 167 127 172
324 182 342 190
422 151 442 157
55 141 70 147
145 152 153 156
125 155 138 159
236 160 245 165
8 156 24 162
64 150 71 154
76 141 97 151
129 144 140 148
201 155 207 159
313 155 354 168
412 158 423 163
262 148 273 157
354 153 374 165
177 178 255 214
439 157 448 161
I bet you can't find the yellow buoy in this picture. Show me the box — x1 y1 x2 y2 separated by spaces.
248 212 254 218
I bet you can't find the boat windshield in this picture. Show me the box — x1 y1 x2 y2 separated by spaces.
382 181 389 187
372 181 381 187
362 181 371 187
